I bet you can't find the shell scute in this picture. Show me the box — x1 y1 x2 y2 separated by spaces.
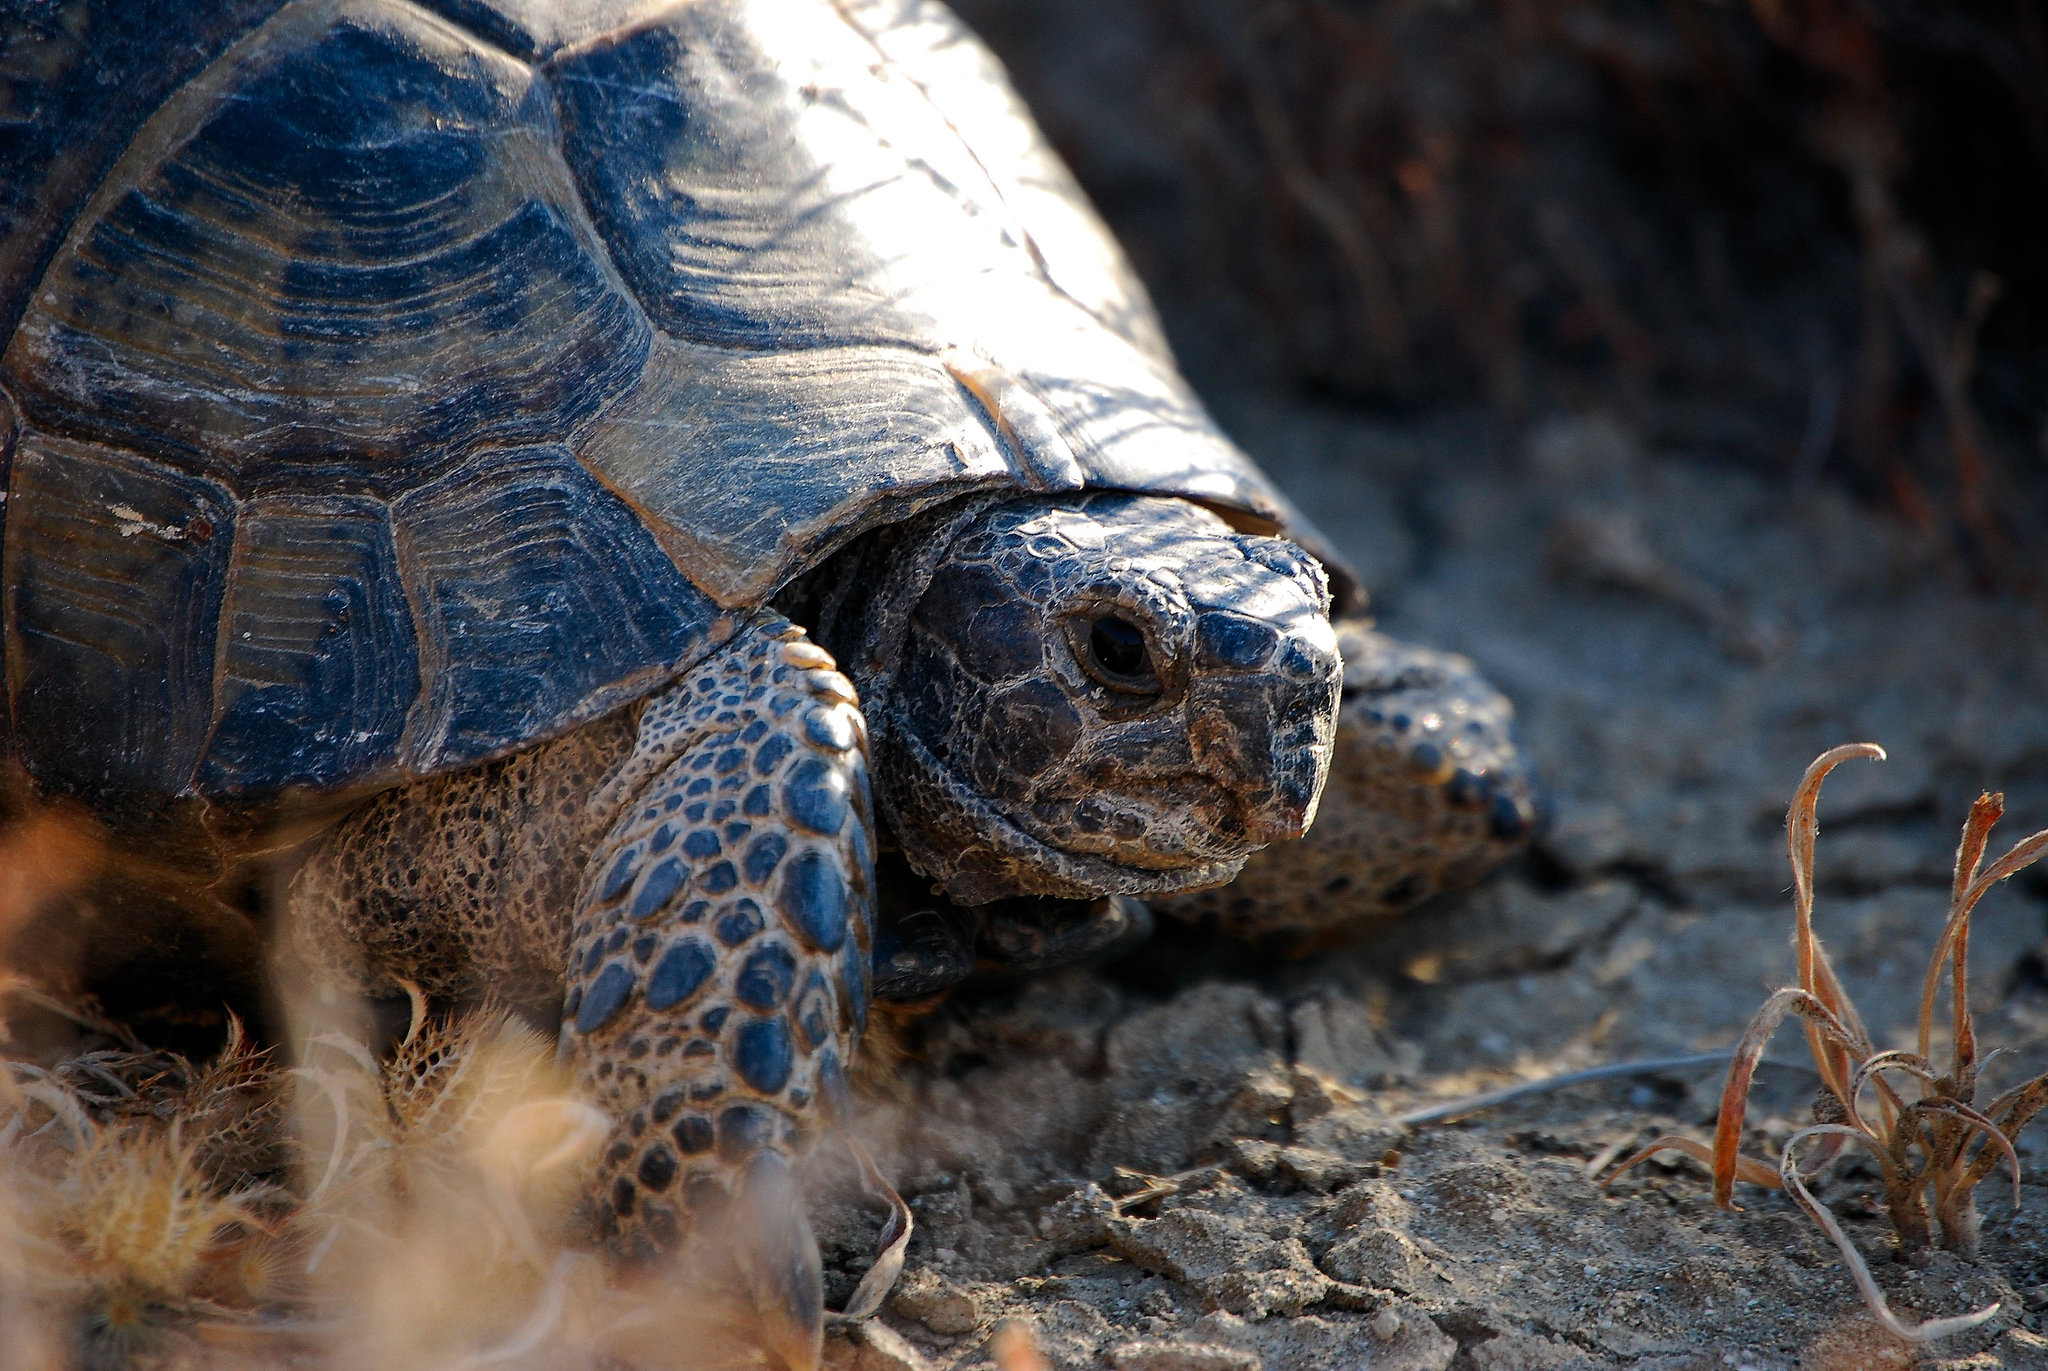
197 493 418 798
573 338 1013 606
547 0 1039 349
5 433 236 808
0 0 283 344
5 0 648 477
390 445 718 774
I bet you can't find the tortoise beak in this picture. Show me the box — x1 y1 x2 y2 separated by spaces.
1187 627 1342 848
1256 755 1327 844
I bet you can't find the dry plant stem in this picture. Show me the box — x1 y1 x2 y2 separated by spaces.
1885 258 2008 562
1607 1135 1782 1191
1707 987 1860 1210
1963 1077 2048 1193
1918 801 2048 1254
1850 1051 1936 1125
1787 744 1886 1100
1779 1125 2002 1344
1919 1097 2023 1204
1242 71 1411 374
1925 793 2002 1061
833 1133 913 1324
1903 1098 2002 1255
1393 1050 1759 1127
2 984 143 1050
1111 1163 1228 1214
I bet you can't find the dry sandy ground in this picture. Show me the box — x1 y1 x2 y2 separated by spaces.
811 406 2048 1371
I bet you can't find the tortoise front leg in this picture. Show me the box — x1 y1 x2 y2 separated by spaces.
561 616 875 1364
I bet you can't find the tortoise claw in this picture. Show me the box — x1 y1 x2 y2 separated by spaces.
633 1152 824 1371
870 858 978 1001
734 1151 825 1371
978 893 1154 972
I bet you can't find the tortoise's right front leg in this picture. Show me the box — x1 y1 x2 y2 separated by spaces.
562 615 875 1364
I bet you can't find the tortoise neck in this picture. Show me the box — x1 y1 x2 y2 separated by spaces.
772 493 1010 703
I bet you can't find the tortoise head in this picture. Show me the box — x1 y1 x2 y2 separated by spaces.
863 493 1342 905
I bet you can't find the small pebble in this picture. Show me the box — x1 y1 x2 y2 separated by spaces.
1370 1309 1402 1342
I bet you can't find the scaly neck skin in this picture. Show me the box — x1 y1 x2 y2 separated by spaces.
814 492 1342 907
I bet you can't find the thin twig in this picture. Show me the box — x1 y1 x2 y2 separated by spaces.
830 1133 913 1324
1779 1125 2003 1343
1393 1051 1813 1127
1605 1133 1785 1191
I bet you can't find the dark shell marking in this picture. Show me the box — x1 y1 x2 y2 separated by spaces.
558 618 874 1253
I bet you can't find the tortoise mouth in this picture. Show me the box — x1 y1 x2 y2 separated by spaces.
1021 770 1281 866
870 708 1245 907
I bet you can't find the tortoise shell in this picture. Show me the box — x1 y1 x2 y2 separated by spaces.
0 0 1339 834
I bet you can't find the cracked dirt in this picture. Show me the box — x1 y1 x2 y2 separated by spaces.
812 410 2048 1371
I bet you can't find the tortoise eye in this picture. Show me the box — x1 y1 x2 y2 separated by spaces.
1083 614 1158 692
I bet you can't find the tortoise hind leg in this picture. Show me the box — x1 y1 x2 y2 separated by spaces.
284 711 635 1016
561 616 875 1368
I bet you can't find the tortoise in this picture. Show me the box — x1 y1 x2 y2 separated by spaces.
0 0 1536 1360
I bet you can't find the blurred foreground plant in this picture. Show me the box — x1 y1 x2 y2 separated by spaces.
0 1022 287 1351
0 994 895 1369
287 1003 612 1369
0 1004 613 1368
1608 744 2048 1342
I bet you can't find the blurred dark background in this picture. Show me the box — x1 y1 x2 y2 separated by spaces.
954 0 2048 583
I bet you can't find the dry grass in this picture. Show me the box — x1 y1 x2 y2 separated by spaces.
0 1002 626 1369
969 0 2048 571
1 1024 288 1357
287 1003 614 1369
0 988 909 1370
1606 743 2048 1342
0 781 901 1369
